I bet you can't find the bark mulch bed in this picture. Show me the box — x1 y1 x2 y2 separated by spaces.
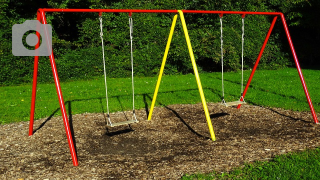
1 103 320 179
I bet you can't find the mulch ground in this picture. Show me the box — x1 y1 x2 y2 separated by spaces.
1 103 320 179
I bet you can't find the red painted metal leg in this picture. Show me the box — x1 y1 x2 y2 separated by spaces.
237 16 278 109
280 14 319 124
40 10 79 166
29 11 41 136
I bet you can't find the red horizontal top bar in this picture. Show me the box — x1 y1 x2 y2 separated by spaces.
183 10 281 15
39 9 282 16
40 9 177 13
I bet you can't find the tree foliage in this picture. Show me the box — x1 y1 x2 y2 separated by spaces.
1 0 319 85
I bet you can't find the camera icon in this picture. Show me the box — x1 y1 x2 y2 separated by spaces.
12 20 52 56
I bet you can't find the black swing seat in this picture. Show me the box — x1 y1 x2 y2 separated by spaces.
224 100 246 107
107 120 139 127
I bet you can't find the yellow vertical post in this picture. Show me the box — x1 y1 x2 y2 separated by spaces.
178 10 216 141
148 14 178 120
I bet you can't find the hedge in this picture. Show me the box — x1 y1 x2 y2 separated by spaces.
2 0 319 85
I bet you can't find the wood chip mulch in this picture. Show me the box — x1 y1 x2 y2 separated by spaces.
1 103 320 179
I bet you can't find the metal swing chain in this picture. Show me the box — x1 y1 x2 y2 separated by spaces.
240 17 245 102
220 16 226 104
99 15 112 126
129 15 138 122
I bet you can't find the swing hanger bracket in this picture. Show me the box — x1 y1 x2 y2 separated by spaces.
221 97 226 104
239 95 245 103
241 14 246 18
99 12 102 17
219 13 223 18
129 12 132 17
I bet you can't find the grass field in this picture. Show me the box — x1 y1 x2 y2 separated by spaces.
182 148 320 179
1 68 320 179
1 68 319 124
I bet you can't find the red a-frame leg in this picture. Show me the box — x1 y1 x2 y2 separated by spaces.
237 14 318 124
280 13 318 124
29 10 79 166
29 11 41 136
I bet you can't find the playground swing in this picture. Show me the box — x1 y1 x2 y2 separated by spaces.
99 13 139 127
220 14 247 107
27 9 320 167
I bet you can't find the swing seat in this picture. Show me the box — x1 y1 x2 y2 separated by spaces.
107 120 139 127
224 100 246 107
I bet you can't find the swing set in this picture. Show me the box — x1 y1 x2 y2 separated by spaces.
28 9 319 166
219 14 247 107
99 12 138 127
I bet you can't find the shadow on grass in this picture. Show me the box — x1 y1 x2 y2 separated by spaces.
215 76 307 104
33 97 106 134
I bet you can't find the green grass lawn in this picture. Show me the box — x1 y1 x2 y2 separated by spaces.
182 147 320 180
1 68 319 124
1 68 320 179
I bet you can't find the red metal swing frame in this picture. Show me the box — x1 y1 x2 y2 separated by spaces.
29 9 319 166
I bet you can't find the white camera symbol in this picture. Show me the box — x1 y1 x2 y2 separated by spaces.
12 20 52 56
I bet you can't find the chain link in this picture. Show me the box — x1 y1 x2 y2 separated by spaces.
99 15 112 126
129 16 138 122
220 16 225 103
241 17 245 96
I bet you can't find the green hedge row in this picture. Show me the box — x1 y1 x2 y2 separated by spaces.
2 0 319 85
